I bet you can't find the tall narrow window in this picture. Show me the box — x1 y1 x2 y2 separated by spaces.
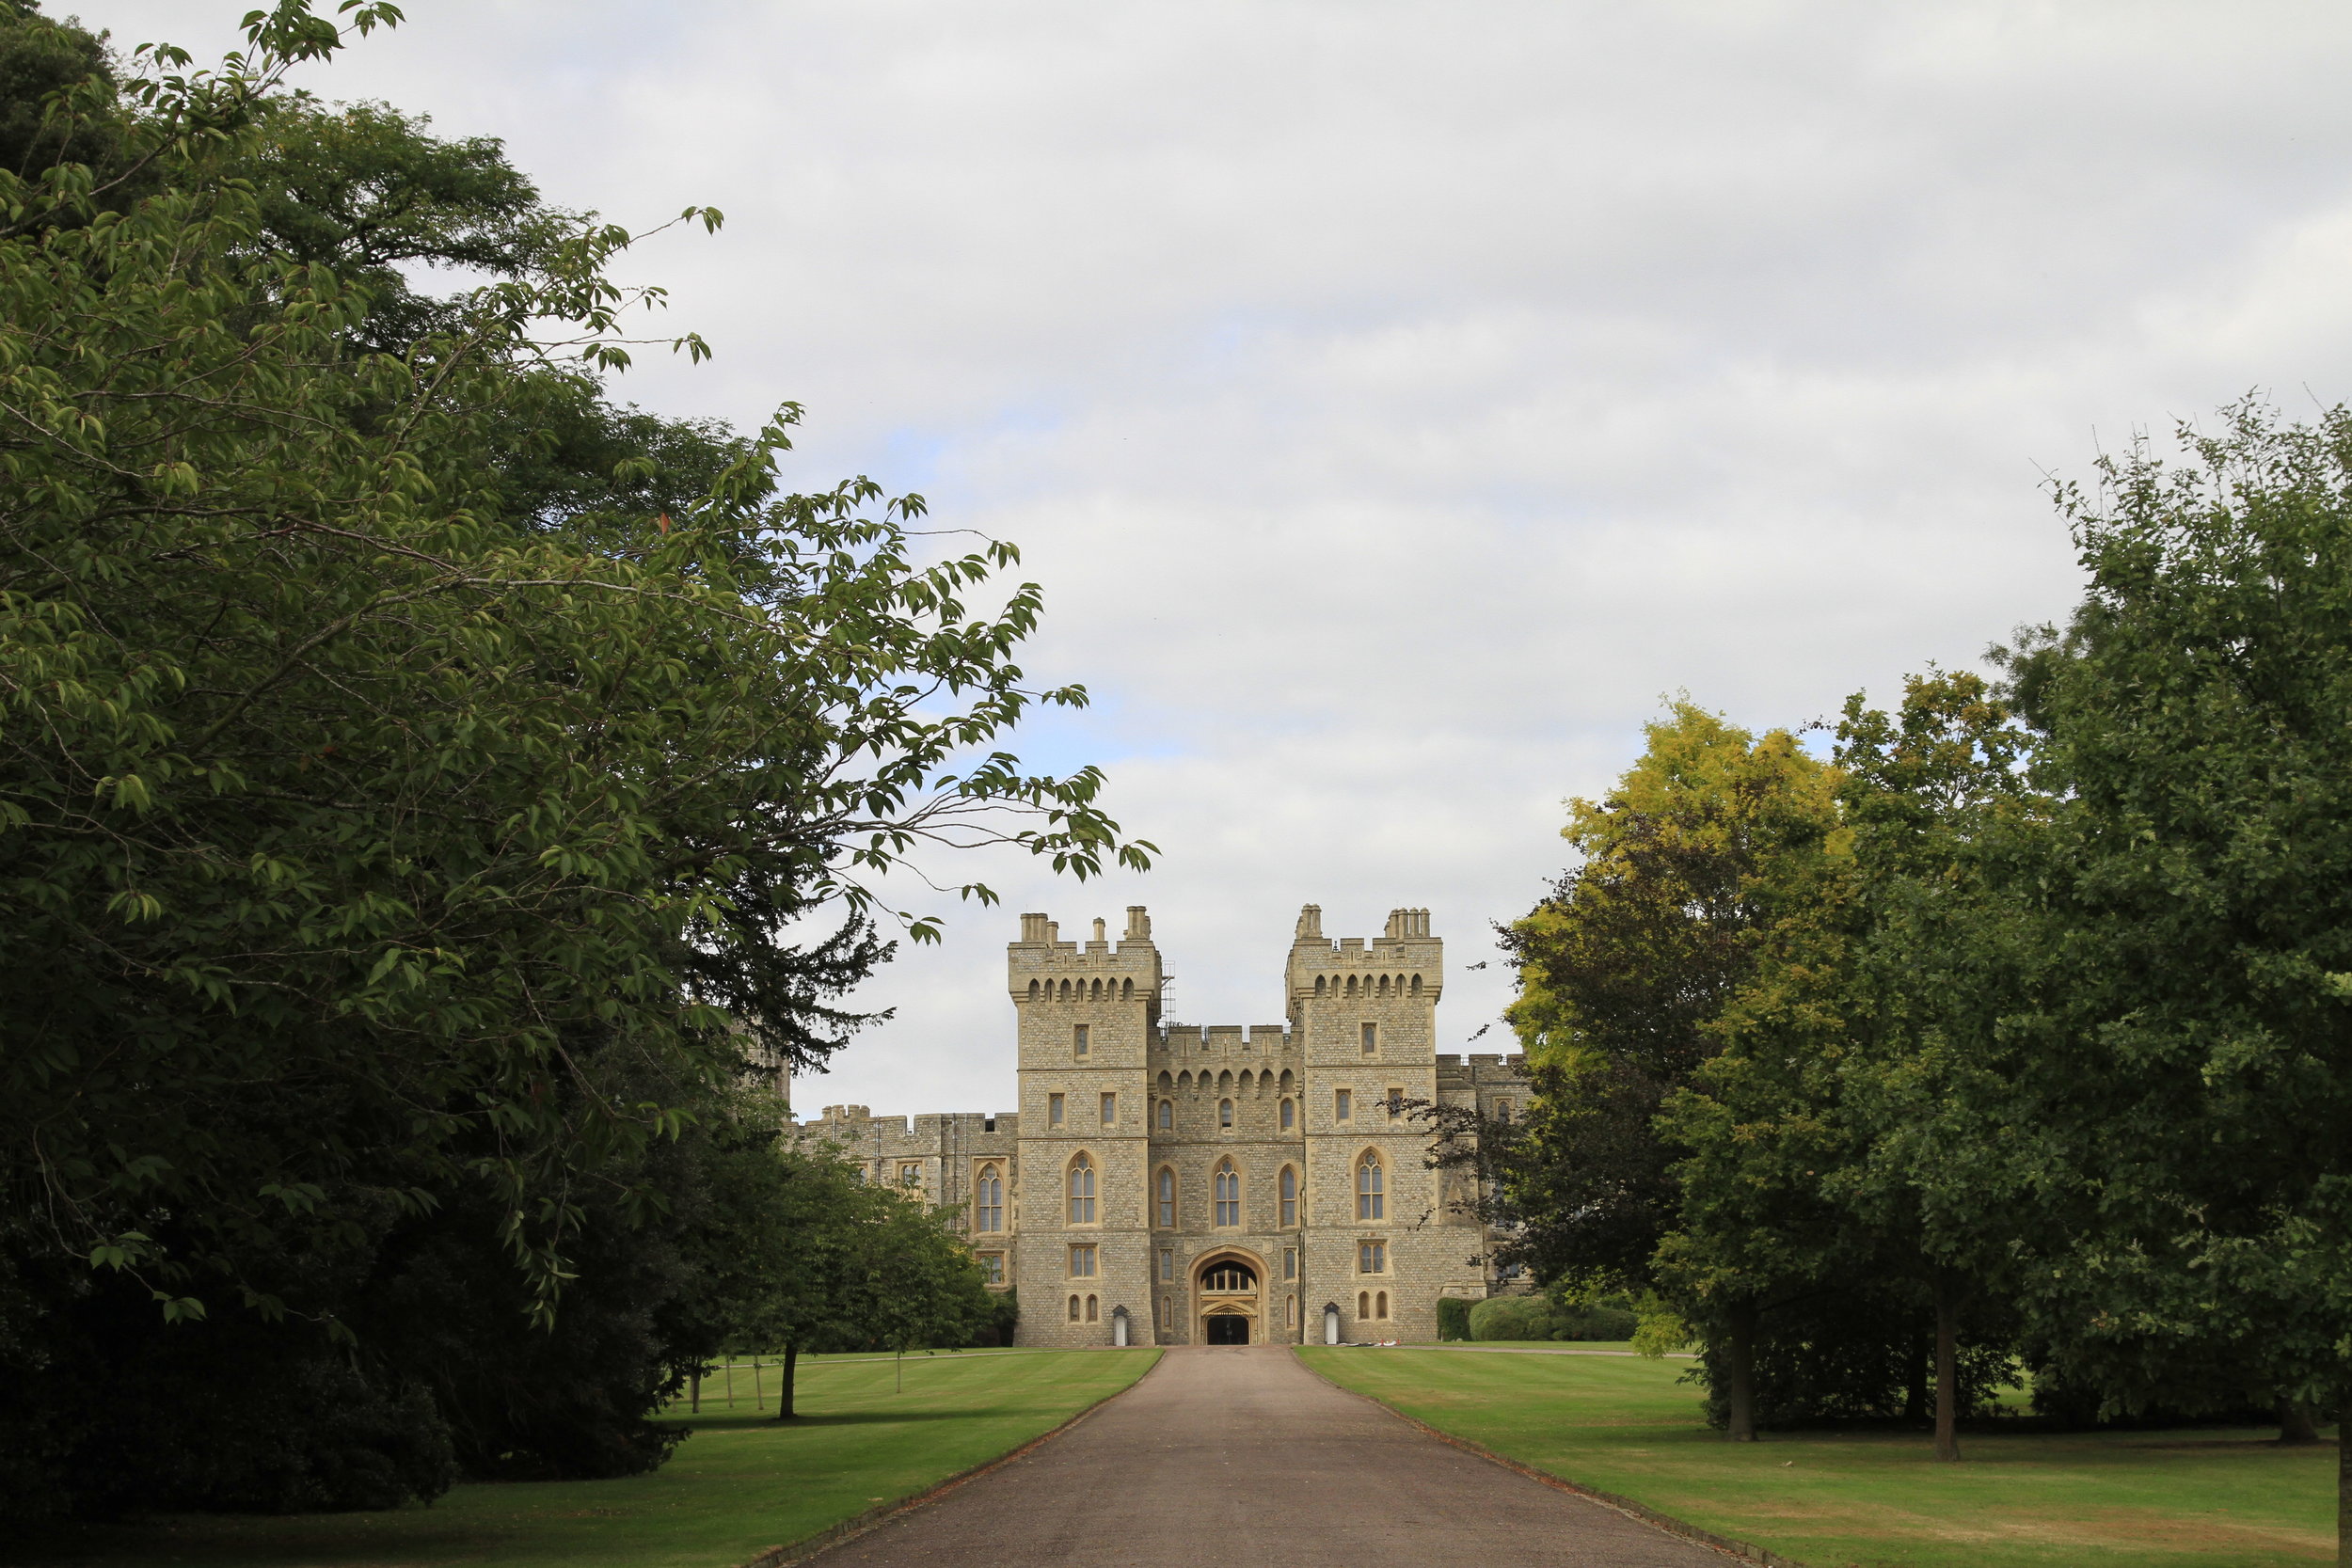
1386 1087 1404 1122
1069 1294 1082 1321
1358 1291 1370 1318
1162 1297 1174 1329
1101 1092 1117 1124
1048 1093 1065 1127
1283 1247 1298 1280
1279 1097 1295 1131
1279 1166 1298 1227
1068 1153 1096 1224
1358 1156 1384 1220
1158 1098 1172 1130
1159 1247 1175 1282
1375 1291 1389 1320
1214 1160 1241 1227
1287 1296 1298 1326
1070 1243 1097 1276
1218 1098 1234 1128
1361 1022 1378 1054
976 1164 1004 1232
1086 1294 1099 1322
1073 1022 1089 1057
1157 1166 1176 1228
1335 1089 1352 1122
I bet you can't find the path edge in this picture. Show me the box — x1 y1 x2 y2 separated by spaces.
1290 1347 1810 1568
734 1348 1166 1568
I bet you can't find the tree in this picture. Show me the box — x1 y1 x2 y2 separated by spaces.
0 2 1146 1514
1498 702 1842 1438
1998 401 2352 1554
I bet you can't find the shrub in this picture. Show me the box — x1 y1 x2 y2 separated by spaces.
1470 1294 1559 1341
1436 1297 1473 1341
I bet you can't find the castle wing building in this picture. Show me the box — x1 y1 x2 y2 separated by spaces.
800 904 1531 1346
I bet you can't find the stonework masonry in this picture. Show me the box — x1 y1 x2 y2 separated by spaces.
797 905 1530 1347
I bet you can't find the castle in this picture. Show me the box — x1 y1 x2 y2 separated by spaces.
800 904 1530 1346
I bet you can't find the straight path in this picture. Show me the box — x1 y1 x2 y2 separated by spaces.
808 1345 1730 1567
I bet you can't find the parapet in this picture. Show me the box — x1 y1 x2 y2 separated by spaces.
1285 904 1441 1001
1009 905 1163 1001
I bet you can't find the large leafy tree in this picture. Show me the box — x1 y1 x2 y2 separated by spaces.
1999 402 2352 1550
0 0 1145 1514
1496 703 1842 1436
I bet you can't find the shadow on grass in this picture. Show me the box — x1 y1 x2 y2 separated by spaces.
671 1407 1015 1430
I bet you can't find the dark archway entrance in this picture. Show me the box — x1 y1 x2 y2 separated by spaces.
1204 1313 1250 1345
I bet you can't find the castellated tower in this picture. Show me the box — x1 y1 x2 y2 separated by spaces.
1288 906 1486 1345
1010 907 1161 1347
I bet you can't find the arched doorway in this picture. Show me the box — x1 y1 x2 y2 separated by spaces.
1193 1251 1263 1345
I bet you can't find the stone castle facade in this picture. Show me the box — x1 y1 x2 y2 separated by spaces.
800 904 1530 1347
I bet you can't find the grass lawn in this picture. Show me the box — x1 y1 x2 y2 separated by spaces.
1302 1344 2340 1568
9 1347 1159 1568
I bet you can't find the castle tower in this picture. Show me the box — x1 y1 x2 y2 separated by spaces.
1010 907 1160 1346
1289 905 1476 1342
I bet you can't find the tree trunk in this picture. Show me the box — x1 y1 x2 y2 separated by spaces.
1903 1332 1929 1423
1932 1281 1962 1463
2337 1386 2347 1568
690 1370 700 1414
773 1343 798 1421
1724 1301 1759 1443
2279 1395 2320 1445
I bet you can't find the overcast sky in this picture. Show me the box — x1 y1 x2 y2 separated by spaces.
89 0 2352 1116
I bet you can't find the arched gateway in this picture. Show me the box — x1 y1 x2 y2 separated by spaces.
1194 1250 1263 1345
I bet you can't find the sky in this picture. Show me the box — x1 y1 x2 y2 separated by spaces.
84 0 2352 1116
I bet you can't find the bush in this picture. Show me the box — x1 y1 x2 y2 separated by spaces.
1436 1297 1473 1341
1469 1294 1556 1341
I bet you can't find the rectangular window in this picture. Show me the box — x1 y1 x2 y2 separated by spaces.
1073 1022 1090 1057
1386 1088 1403 1122
1070 1243 1097 1277
1101 1092 1117 1125
1048 1093 1065 1127
1359 1240 1387 1274
1159 1247 1175 1282
1283 1247 1297 1280
1335 1088 1352 1121
1158 1099 1172 1129
979 1252 1005 1285
1361 1021 1378 1054
1162 1296 1174 1329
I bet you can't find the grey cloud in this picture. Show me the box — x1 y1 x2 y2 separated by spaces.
91 0 2352 1114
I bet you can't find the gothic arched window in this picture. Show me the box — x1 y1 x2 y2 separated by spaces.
1157 1098 1172 1130
1214 1159 1241 1227
1357 1154 1384 1221
976 1164 1004 1232
1067 1153 1096 1225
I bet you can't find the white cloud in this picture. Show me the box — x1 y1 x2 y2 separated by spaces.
85 0 2352 1112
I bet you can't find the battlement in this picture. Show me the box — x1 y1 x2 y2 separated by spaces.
1435 1053 1530 1082
1155 1022 1295 1057
1009 905 1164 1001
1285 904 1442 1002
